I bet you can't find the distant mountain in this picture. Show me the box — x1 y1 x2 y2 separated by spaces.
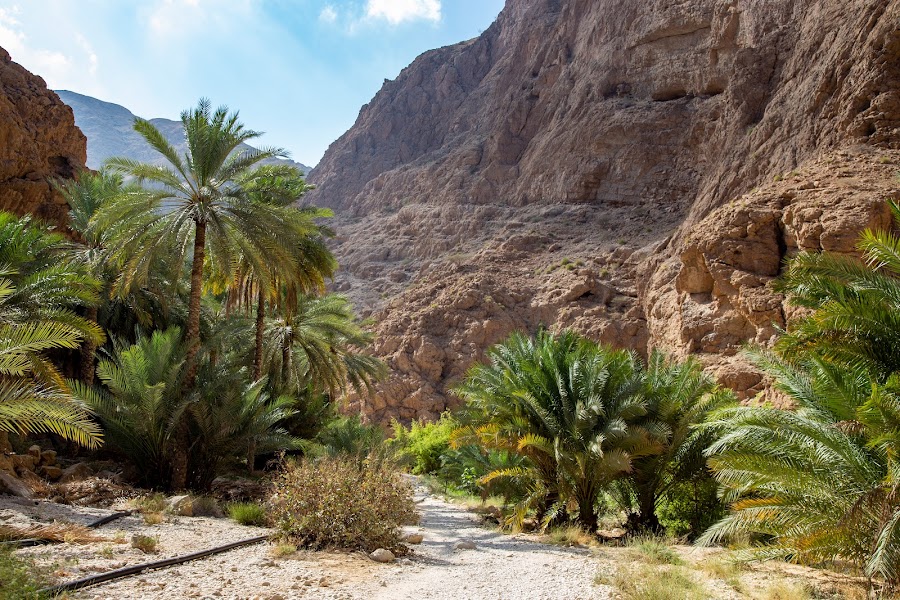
55 90 312 174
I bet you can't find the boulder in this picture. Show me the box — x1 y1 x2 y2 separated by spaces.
27 445 41 459
369 548 395 563
403 533 424 544
59 462 93 483
38 465 63 481
0 471 33 498
39 450 57 466
167 495 193 516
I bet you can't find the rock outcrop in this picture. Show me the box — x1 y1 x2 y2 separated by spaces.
0 48 86 226
313 0 900 423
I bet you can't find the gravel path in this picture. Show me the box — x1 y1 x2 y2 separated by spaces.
4 485 610 599
359 488 609 600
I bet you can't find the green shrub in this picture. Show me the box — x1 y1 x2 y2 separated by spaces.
271 455 417 552
228 502 269 527
388 413 457 474
626 535 683 565
0 548 44 600
315 415 383 460
131 534 158 553
656 476 725 539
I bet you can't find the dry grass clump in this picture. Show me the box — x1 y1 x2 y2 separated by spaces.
0 522 106 544
612 563 707 600
130 534 158 554
270 455 417 553
626 535 683 565
270 543 297 557
544 525 597 548
759 580 812 600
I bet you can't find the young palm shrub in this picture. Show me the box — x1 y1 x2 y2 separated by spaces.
453 329 653 531
0 213 103 448
76 327 301 490
700 350 888 581
622 352 735 534
73 328 187 488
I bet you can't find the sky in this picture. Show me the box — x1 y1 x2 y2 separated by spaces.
0 0 505 167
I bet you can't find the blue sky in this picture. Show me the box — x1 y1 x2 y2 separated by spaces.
0 0 504 167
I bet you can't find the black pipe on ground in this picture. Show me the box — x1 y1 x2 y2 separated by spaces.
41 535 269 595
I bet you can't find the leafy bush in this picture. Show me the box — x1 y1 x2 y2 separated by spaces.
0 548 44 600
228 502 269 526
655 476 725 539
271 455 417 552
388 413 457 474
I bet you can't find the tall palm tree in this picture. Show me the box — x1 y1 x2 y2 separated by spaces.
100 99 298 489
209 164 337 382
56 170 124 383
453 330 653 531
100 99 288 388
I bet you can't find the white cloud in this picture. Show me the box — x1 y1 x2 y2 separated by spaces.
0 7 73 81
319 5 337 24
365 0 441 25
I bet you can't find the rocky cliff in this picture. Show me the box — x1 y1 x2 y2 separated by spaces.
307 0 900 423
0 49 86 226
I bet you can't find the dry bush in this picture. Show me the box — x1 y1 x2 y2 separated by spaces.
270 455 417 552
612 563 707 600
130 534 158 553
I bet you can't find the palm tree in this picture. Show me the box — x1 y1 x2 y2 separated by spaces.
623 351 735 533
100 99 300 488
210 164 337 382
0 212 104 449
700 349 892 584
264 293 386 399
100 99 289 388
56 170 124 383
453 330 653 531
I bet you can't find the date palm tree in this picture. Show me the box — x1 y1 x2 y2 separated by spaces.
100 99 299 488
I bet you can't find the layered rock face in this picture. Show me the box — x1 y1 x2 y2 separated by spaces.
307 0 900 423
0 48 86 226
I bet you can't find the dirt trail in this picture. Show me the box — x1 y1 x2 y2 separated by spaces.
360 485 608 600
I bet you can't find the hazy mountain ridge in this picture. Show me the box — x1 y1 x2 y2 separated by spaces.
56 90 313 174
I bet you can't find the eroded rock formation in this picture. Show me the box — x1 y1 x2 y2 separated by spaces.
308 0 900 423
0 48 86 226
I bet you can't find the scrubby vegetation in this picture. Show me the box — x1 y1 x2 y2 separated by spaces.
228 502 269 527
0 548 45 600
270 455 417 552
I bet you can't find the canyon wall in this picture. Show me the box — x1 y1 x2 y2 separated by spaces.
0 48 86 226
307 0 900 423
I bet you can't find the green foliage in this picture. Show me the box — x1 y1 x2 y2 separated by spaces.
313 415 384 460
656 476 725 539
0 212 103 448
271 456 417 552
0 548 45 600
131 534 158 553
388 413 457 474
626 535 683 565
228 502 269 526
77 327 299 489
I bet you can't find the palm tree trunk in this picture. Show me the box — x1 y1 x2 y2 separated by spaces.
171 219 206 491
184 219 206 389
281 333 291 391
80 306 99 383
253 289 265 381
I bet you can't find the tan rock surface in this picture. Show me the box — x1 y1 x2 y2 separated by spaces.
0 46 86 226
311 0 900 423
